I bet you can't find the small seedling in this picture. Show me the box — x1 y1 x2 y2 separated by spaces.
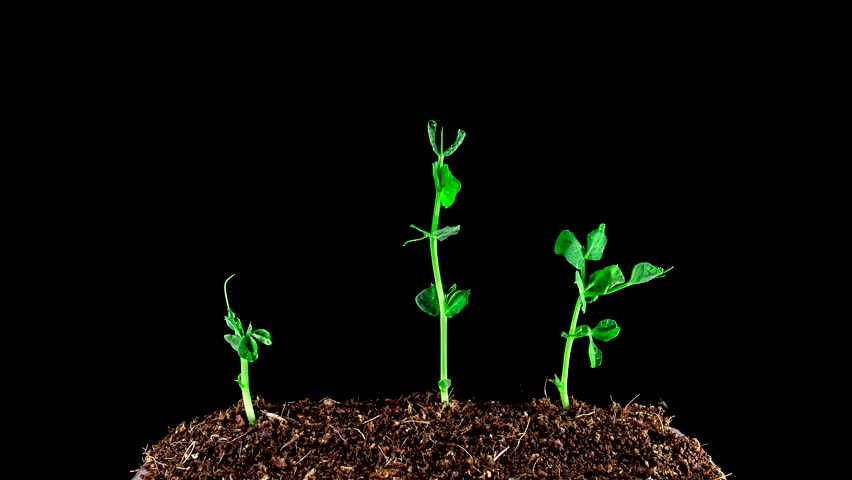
223 274 272 425
549 223 672 409
404 120 471 404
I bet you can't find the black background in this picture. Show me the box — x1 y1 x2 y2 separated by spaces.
21 22 816 479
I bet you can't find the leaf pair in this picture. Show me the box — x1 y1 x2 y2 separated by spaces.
415 283 470 318
427 119 466 158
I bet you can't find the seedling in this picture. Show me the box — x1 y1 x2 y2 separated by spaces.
223 274 272 425
404 120 471 403
550 223 672 409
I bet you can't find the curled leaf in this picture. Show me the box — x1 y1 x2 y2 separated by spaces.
427 120 438 156
585 224 607 261
442 129 466 157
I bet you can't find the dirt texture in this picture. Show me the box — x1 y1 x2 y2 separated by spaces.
134 392 729 479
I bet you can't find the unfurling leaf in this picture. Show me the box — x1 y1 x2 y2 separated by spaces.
403 225 430 246
404 225 461 246
564 325 591 339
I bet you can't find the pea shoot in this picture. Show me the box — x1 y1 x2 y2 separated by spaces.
550 223 673 409
404 120 471 404
223 274 272 425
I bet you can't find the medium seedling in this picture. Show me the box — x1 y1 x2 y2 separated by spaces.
404 120 471 404
223 274 272 424
550 223 673 409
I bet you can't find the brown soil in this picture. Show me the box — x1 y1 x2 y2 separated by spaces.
134 392 729 480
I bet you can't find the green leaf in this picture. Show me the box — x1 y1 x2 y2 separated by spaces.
590 319 620 342
415 284 440 316
238 335 258 362
251 328 272 346
442 129 466 157
224 333 241 351
627 262 671 286
438 164 461 208
446 287 470 318
438 377 452 391
585 224 607 261
588 338 603 368
555 229 585 271
427 120 439 156
585 265 625 297
225 308 244 336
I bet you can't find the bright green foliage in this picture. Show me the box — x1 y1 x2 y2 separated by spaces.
223 274 272 425
415 283 471 318
404 119 470 404
550 223 672 409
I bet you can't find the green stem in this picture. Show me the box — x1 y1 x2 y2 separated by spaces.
431 154 451 403
559 297 584 408
240 357 256 425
